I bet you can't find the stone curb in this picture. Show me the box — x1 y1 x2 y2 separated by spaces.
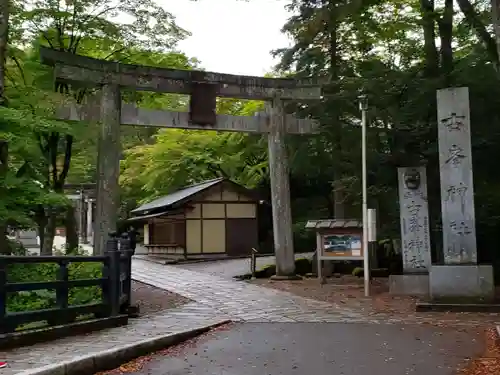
14 320 231 375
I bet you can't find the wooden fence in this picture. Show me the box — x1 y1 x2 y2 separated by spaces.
0 234 133 334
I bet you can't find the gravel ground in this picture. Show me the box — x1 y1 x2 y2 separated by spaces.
249 276 500 327
130 280 191 315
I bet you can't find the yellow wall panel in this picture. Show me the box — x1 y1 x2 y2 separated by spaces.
154 213 185 222
185 204 201 218
222 189 239 201
202 203 225 218
143 224 149 245
202 220 225 253
186 220 202 253
201 186 222 201
226 203 257 218
147 246 184 255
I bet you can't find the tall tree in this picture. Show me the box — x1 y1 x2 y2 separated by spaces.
120 99 267 212
492 0 500 69
0 0 10 254
11 0 188 253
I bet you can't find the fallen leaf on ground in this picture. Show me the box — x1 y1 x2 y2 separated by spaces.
94 323 234 375
250 277 500 327
457 328 500 375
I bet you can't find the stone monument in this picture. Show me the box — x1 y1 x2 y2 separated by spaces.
430 87 494 300
389 166 432 296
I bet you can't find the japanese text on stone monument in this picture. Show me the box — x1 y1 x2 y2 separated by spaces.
437 87 477 264
397 167 432 272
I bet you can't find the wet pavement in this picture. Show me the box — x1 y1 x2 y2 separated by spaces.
127 322 482 375
171 253 314 279
132 259 500 326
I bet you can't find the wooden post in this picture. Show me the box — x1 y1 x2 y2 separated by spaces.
267 98 296 277
119 233 133 312
87 198 94 244
316 232 323 282
250 249 256 280
105 233 121 316
55 260 69 324
94 84 122 255
79 190 87 244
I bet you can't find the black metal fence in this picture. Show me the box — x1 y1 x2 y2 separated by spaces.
0 233 133 334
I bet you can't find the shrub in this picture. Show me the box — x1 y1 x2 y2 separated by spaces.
235 258 313 279
293 222 315 252
295 258 312 275
352 267 363 277
6 261 103 313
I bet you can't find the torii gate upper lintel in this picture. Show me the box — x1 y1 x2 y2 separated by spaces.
41 47 322 277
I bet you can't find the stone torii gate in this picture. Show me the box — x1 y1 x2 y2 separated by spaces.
40 47 321 277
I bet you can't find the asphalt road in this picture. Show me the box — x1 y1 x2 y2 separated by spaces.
128 322 482 375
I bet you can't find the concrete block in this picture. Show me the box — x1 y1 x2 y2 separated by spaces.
429 265 494 301
389 274 429 297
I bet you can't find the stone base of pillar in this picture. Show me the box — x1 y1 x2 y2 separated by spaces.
429 265 495 302
389 274 429 297
270 274 302 281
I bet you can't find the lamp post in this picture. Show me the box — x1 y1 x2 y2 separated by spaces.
359 94 370 297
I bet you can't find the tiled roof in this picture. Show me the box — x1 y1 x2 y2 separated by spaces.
131 178 225 215
305 219 363 229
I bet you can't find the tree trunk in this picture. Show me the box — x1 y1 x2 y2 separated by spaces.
0 0 9 255
457 0 498 66
492 0 500 69
326 0 345 220
0 0 8 105
420 0 439 77
34 206 46 253
438 0 454 80
0 142 8 255
41 209 56 255
40 133 73 256
36 217 46 253
65 204 78 253
325 194 335 218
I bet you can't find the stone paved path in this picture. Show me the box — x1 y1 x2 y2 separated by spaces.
171 252 314 279
133 258 370 323
131 259 500 326
2 257 497 374
1 303 227 375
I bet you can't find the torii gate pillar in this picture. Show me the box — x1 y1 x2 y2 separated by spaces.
94 84 122 254
40 47 321 265
266 99 296 277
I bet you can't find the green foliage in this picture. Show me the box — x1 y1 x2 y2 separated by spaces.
2 0 500 272
293 222 316 253
294 258 313 275
1 0 198 252
119 99 268 214
0 106 71 226
352 267 363 277
6 261 103 313
14 0 188 51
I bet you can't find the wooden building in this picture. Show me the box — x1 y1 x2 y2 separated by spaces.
129 178 259 258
